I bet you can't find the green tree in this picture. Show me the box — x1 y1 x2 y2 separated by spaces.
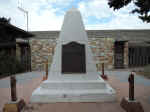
0 17 12 43
0 17 11 23
108 0 150 23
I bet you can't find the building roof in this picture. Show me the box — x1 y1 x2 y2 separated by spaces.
128 41 150 47
0 22 34 38
0 22 34 48
0 42 16 48
31 29 150 41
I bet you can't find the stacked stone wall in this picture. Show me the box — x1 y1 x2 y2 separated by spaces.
88 38 114 71
30 39 57 71
124 42 128 68
30 37 115 71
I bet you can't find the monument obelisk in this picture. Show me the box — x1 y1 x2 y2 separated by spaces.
31 7 116 102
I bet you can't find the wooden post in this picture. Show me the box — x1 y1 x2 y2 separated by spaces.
10 76 17 102
102 63 104 76
52 47 54 54
3 76 26 112
46 59 48 79
128 72 134 101
101 63 108 80
43 59 48 81
120 72 144 112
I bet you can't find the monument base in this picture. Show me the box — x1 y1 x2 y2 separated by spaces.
101 74 108 80
3 99 26 112
120 97 144 112
31 74 116 103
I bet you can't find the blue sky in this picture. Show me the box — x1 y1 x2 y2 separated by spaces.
0 0 150 31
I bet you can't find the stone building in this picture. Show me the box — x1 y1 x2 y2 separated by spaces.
0 21 33 74
29 30 150 71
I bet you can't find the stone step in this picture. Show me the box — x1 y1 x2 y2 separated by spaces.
41 80 106 90
31 85 116 103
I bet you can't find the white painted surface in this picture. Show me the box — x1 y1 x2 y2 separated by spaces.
31 8 116 103
49 7 97 75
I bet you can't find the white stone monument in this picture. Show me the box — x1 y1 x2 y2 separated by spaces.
31 7 116 102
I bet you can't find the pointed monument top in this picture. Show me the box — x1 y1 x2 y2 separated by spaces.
60 5 87 44
68 6 78 12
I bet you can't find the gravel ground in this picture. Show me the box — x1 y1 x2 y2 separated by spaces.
0 71 150 112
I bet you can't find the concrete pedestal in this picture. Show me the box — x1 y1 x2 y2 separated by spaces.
30 7 116 103
3 101 19 112
3 99 26 112
120 97 144 112
31 74 116 102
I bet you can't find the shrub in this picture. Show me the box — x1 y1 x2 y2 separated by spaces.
0 51 24 76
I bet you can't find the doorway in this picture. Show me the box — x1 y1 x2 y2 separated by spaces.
114 41 124 68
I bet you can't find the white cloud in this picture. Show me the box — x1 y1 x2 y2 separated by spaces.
78 0 150 30
78 0 113 20
0 0 73 31
18 0 70 31
29 7 63 31
0 0 24 29
0 0 149 31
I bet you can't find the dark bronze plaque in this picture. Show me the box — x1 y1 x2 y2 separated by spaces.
62 42 86 74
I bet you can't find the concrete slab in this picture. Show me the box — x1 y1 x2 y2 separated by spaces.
0 71 150 112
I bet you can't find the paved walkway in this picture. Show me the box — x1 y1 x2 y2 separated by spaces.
0 71 150 112
105 71 150 86
0 72 44 111
0 72 43 88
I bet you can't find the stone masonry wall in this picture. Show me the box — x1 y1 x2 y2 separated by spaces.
88 38 114 71
124 42 128 68
30 37 115 71
30 39 57 71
